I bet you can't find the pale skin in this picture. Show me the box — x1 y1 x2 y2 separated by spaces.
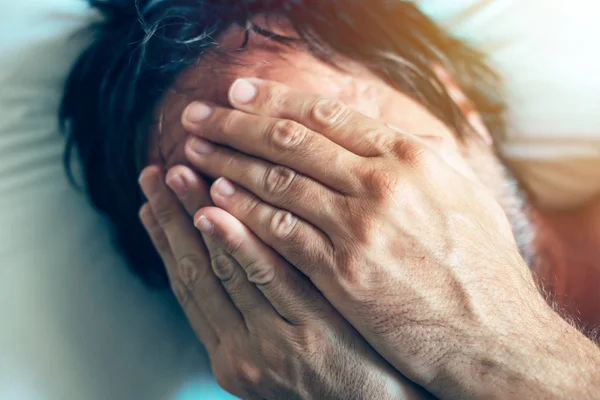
138 21 600 400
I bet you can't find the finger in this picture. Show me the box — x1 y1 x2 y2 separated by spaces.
195 209 283 330
199 207 331 325
165 165 213 217
225 78 399 157
184 137 342 233
164 165 234 275
181 102 362 193
139 166 245 337
165 164 236 276
139 202 176 268
139 203 218 351
165 165 280 317
199 177 335 282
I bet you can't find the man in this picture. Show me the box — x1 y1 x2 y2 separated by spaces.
61 0 600 398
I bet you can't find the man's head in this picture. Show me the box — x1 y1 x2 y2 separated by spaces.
61 0 532 287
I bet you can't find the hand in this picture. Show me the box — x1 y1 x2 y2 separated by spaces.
180 78 600 399
138 166 431 400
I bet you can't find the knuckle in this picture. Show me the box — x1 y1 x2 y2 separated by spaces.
351 217 377 246
232 359 262 391
244 258 276 286
329 249 371 293
152 202 176 226
222 234 244 256
237 194 262 217
236 360 262 390
263 165 297 196
171 279 191 307
223 153 236 168
148 225 170 254
269 210 299 241
311 98 348 126
367 128 397 153
210 252 237 281
178 254 204 286
293 324 328 360
338 257 369 287
392 138 428 167
268 119 307 151
363 167 401 201
262 85 286 112
219 344 263 394
216 111 237 136
337 218 380 282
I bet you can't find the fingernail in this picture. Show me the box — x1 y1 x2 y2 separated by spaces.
189 137 214 155
184 102 213 124
138 168 160 199
166 173 187 196
195 215 214 234
214 177 235 197
230 79 257 104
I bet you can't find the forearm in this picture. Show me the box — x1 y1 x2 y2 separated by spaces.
439 299 600 399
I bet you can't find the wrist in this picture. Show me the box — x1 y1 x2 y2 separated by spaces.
438 300 600 399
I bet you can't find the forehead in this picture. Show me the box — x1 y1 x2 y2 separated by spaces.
167 20 391 110
148 16 453 167
149 19 395 164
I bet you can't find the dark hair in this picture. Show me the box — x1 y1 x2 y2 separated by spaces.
61 0 505 288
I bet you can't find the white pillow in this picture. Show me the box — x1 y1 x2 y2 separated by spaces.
0 2 234 399
421 0 600 209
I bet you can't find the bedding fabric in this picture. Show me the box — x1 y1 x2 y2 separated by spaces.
421 0 600 209
0 1 598 399
0 1 234 399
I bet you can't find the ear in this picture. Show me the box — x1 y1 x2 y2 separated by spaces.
432 64 492 145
